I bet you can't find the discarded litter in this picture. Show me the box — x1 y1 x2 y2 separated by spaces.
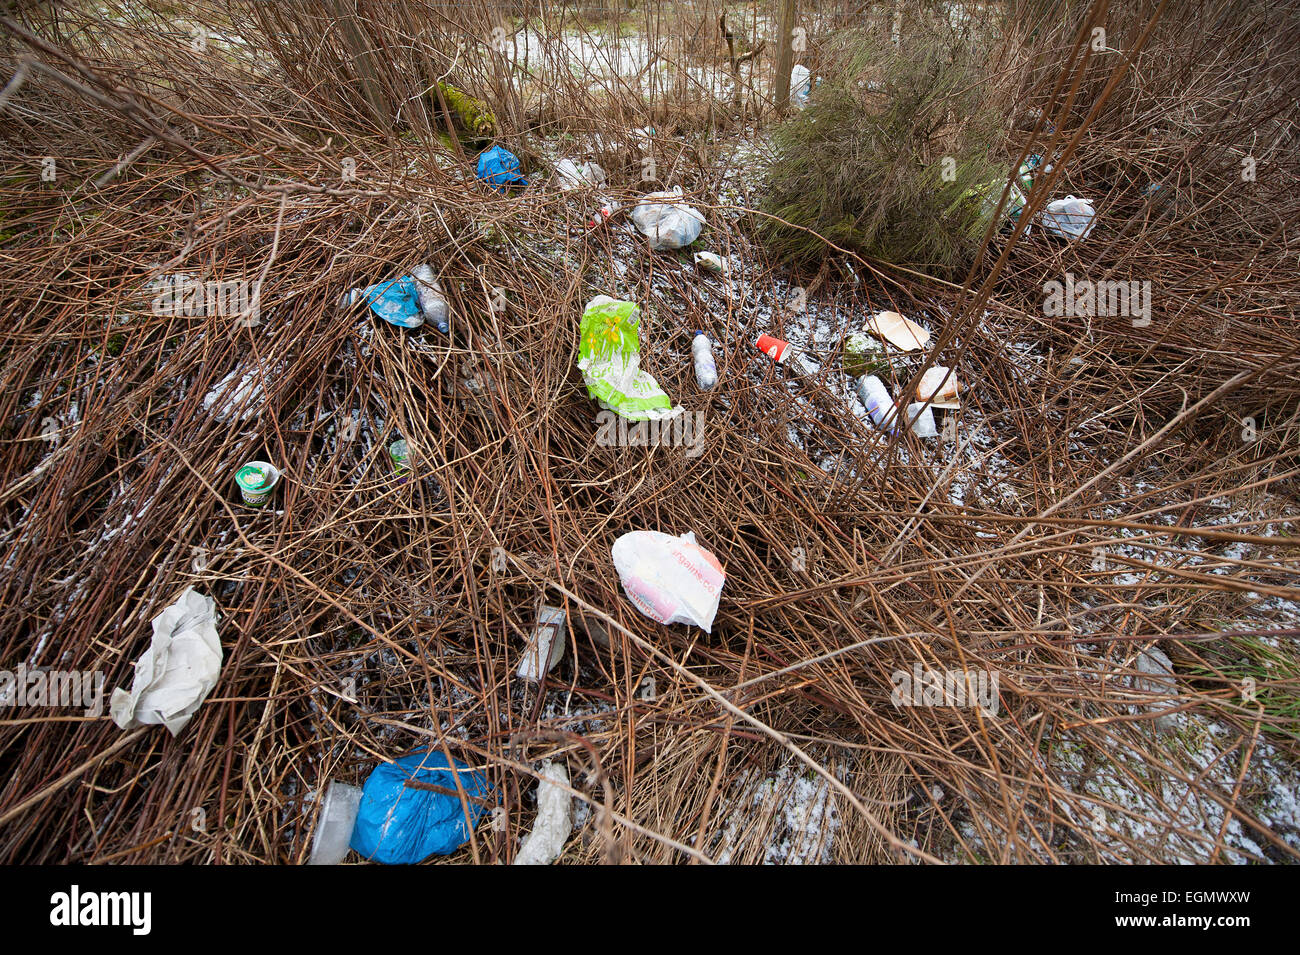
389 439 410 477
963 178 1027 225
308 781 363 866
410 264 451 335
692 251 729 274
1016 153 1048 194
341 276 423 329
692 331 718 391
855 374 899 432
514 761 573 866
903 401 938 438
588 200 618 228
866 310 931 351
612 530 725 633
343 265 453 334
842 331 888 377
630 188 706 250
1037 195 1097 241
790 64 812 109
916 366 960 408
757 333 794 364
554 158 606 190
517 604 566 683
350 750 495 864
235 460 281 507
110 587 222 736
757 334 817 375
476 145 527 191
577 296 681 422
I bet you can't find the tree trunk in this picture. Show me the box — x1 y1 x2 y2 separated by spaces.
772 0 797 113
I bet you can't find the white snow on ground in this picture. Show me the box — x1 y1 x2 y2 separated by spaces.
715 759 841 864
203 365 265 422
1051 714 1299 863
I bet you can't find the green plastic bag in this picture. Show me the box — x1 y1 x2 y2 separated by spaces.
577 296 681 422
960 179 1027 225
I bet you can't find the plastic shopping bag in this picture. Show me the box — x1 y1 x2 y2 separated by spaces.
630 189 706 250
1038 195 1097 241
611 531 725 632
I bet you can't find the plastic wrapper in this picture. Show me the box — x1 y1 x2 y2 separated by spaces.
612 531 725 632
577 296 681 422
308 781 363 866
1037 195 1097 241
513 761 572 865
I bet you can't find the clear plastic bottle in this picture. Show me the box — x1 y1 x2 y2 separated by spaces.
855 374 898 431
410 263 450 334
692 331 717 390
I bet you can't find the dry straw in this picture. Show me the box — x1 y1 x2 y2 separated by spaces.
0 0 1297 863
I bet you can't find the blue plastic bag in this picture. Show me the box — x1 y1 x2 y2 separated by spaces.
476 145 527 191
359 276 423 329
350 750 494 864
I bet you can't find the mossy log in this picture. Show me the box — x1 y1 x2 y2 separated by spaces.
434 82 497 139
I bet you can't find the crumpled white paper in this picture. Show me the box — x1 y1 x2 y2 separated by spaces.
111 587 222 736
514 761 572 866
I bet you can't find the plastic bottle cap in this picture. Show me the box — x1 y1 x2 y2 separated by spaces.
694 330 704 337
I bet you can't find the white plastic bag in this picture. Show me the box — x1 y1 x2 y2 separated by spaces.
554 158 606 191
630 189 706 251
612 531 725 632
790 64 812 109
110 587 222 736
1037 195 1096 241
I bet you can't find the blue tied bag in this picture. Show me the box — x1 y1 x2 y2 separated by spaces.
476 146 528 191
350 750 495 864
